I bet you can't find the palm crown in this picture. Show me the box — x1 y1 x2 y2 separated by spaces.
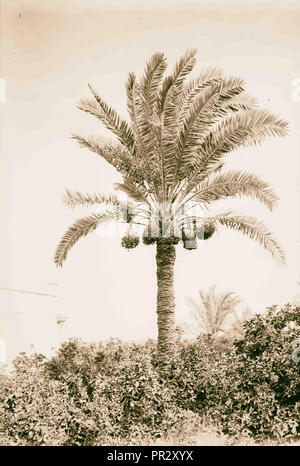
185 285 242 338
54 49 288 267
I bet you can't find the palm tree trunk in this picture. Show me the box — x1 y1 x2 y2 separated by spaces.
156 240 176 370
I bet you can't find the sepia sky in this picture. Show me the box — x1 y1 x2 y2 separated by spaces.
1 0 300 361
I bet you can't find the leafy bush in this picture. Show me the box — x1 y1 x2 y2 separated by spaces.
219 304 300 439
92 357 186 444
170 304 300 440
0 353 71 445
0 339 190 445
0 304 299 445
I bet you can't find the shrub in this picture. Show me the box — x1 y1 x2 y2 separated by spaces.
92 357 185 444
0 304 299 445
0 339 187 445
0 353 71 445
219 304 300 439
168 335 234 413
45 339 100 401
170 304 300 440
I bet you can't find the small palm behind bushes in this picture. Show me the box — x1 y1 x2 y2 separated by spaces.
183 285 243 338
0 304 299 445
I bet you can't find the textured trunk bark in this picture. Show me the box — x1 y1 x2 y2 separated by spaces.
156 240 176 370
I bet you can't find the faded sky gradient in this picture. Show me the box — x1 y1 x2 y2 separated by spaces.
1 0 300 362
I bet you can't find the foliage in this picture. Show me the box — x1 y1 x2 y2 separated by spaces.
170 304 300 440
0 354 73 445
0 339 188 445
183 285 242 337
0 304 299 445
55 49 288 266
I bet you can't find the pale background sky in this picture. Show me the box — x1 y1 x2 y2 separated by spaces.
1 0 300 362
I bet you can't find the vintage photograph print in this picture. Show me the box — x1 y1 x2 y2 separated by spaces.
0 0 299 449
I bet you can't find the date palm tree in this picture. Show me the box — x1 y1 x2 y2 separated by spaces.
184 285 241 338
54 49 288 370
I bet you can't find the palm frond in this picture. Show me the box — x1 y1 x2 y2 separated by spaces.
78 85 134 152
186 284 241 336
220 92 258 113
176 161 225 202
193 108 288 176
178 67 225 121
181 75 245 142
160 49 198 192
213 289 241 334
175 100 287 196
139 52 167 119
72 134 146 184
125 72 162 192
72 134 119 165
134 53 166 143
54 210 118 267
126 79 164 193
165 76 246 189
125 72 137 121
159 48 197 114
186 170 279 211
132 53 168 189
63 189 120 209
126 72 144 156
201 287 215 333
114 179 150 204
210 211 286 265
